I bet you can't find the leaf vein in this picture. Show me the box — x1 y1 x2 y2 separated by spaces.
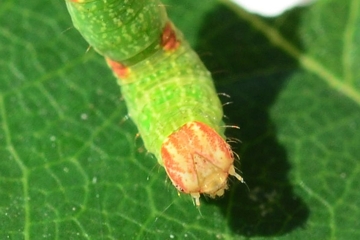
221 0 360 106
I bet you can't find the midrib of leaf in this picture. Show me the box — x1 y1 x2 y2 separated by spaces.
343 0 359 85
220 0 360 106
0 95 30 240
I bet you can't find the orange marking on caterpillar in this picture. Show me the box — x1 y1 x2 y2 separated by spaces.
106 58 129 79
161 121 244 206
161 22 180 51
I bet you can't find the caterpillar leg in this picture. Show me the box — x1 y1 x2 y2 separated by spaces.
161 121 242 206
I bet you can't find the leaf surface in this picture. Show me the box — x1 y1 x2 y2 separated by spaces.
1 0 359 239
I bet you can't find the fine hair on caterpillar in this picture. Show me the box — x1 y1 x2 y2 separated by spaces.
65 0 245 206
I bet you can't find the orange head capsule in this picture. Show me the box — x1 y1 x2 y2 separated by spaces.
161 121 243 206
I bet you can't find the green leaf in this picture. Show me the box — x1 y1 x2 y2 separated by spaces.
1 0 359 239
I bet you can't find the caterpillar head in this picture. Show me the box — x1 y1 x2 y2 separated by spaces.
161 121 243 206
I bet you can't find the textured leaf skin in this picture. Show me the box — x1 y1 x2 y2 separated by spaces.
3 0 360 238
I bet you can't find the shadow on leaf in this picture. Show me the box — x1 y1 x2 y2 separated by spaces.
196 4 310 236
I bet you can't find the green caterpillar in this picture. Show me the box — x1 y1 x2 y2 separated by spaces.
65 0 243 206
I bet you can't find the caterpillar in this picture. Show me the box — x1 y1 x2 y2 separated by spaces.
65 0 244 206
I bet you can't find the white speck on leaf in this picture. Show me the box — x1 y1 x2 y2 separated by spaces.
81 113 88 120
92 177 97 184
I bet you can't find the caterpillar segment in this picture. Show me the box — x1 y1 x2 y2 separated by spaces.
65 0 243 206
161 121 243 206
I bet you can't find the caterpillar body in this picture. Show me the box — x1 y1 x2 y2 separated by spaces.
65 0 243 206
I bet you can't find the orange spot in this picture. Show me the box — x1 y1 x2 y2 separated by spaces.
161 121 243 205
161 22 180 51
106 58 129 79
